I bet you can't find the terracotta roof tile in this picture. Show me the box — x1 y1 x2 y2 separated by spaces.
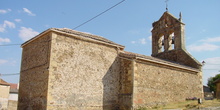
9 83 19 93
119 51 199 72
0 79 10 86
9 83 18 89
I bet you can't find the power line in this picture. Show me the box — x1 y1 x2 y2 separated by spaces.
0 44 21 46
0 73 20 76
203 69 220 70
73 0 126 29
0 1 126 47
204 64 220 65
0 39 52 46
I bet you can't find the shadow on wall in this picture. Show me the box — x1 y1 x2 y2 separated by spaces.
102 57 121 110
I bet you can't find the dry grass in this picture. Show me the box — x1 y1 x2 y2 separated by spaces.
137 99 220 110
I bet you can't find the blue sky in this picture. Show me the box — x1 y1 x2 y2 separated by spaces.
0 0 220 86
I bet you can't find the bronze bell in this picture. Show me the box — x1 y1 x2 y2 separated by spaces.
162 36 174 45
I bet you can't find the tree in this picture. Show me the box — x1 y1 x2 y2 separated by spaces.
207 74 220 92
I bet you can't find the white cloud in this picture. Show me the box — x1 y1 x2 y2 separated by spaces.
0 38 11 43
0 20 15 32
44 24 50 28
15 19 22 23
188 43 220 52
131 38 147 45
200 37 220 43
23 8 36 16
202 57 220 73
203 57 220 65
148 36 152 41
0 26 4 32
19 27 39 41
0 10 7 14
3 20 15 28
139 38 146 44
149 28 153 32
0 59 17 66
0 9 11 14
131 41 136 44
0 59 8 65
202 57 220 85
129 30 141 35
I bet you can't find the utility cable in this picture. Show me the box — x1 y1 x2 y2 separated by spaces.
204 64 220 65
0 44 21 46
0 39 53 46
0 1 126 46
0 73 20 76
73 0 125 29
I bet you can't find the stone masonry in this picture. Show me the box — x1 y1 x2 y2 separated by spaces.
18 12 203 110
151 12 202 69
18 33 51 110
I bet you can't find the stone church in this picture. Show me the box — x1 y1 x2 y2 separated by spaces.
18 11 203 110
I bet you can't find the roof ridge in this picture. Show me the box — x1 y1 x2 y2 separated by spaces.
22 28 125 48
52 28 124 48
54 28 111 41
119 51 199 71
0 79 10 86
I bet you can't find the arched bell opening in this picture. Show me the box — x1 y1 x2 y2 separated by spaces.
168 31 175 50
158 34 165 53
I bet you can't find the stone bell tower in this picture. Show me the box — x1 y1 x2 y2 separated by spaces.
151 11 185 55
151 11 202 69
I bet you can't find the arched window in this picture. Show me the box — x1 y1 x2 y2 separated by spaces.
168 32 175 50
158 34 165 53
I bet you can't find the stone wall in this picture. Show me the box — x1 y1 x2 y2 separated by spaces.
0 85 10 109
119 58 133 110
133 60 202 108
153 49 201 69
18 34 51 110
18 28 203 110
151 12 201 70
47 32 121 110
151 12 185 55
8 100 18 110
